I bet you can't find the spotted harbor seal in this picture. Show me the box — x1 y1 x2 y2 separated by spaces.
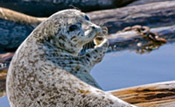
6 9 136 107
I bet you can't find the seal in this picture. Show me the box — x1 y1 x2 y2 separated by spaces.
6 9 136 107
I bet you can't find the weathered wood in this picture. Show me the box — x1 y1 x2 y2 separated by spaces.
1 1 175 53
88 1 175 34
107 25 175 53
0 69 7 97
128 0 175 6
0 53 14 70
0 7 46 24
0 0 136 17
0 53 13 97
0 53 11 97
109 81 175 107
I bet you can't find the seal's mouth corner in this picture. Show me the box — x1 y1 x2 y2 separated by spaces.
94 31 103 39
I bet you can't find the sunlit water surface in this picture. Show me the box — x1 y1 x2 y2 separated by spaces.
91 43 175 91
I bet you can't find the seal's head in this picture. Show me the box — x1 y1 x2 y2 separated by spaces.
34 9 102 55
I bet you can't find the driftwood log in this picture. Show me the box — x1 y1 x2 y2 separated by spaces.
88 1 175 34
128 0 175 6
1 1 175 53
107 25 175 53
0 53 14 97
0 0 136 17
0 69 6 97
110 81 175 107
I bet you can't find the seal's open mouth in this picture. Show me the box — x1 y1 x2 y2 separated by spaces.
81 36 105 54
93 26 108 45
80 26 108 54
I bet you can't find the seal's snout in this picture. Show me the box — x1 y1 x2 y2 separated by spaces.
91 25 103 36
92 25 102 32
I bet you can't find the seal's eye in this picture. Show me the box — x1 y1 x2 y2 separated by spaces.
69 25 79 32
84 15 90 21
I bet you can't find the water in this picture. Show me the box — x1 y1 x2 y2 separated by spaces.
0 96 9 107
91 43 175 91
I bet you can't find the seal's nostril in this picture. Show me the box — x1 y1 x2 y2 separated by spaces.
91 25 103 35
92 26 96 29
91 25 100 31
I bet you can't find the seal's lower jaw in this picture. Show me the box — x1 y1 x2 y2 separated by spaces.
93 30 104 43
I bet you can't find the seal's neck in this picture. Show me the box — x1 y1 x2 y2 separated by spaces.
43 39 82 56
55 45 82 56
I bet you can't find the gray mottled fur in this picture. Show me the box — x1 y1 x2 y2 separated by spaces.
6 9 136 107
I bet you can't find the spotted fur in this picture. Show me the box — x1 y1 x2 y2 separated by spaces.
6 9 136 107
